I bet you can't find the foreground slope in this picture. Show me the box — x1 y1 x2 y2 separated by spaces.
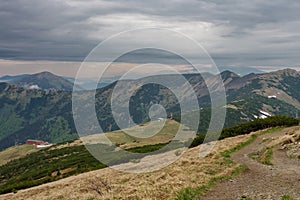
1 125 299 200
0 144 38 166
0 120 192 193
0 130 250 200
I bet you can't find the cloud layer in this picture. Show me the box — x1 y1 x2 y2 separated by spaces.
1 0 300 67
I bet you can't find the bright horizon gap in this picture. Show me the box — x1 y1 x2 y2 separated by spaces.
1 58 300 78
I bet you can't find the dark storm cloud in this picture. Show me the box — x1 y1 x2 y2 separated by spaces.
0 0 300 66
0 0 99 60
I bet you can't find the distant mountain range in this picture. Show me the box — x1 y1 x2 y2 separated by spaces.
0 72 116 90
0 74 29 82
0 72 74 91
0 68 300 150
218 66 264 76
63 76 116 90
0 66 264 90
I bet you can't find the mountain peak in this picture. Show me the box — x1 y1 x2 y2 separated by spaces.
35 71 57 78
12 71 74 91
279 68 298 73
271 68 299 77
221 70 240 80
36 71 53 74
218 66 265 76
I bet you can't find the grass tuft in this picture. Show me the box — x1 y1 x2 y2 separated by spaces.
282 194 294 200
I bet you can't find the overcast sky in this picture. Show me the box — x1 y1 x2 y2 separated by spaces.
1 0 300 76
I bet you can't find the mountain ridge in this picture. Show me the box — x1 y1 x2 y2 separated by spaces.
0 68 300 150
12 71 75 91
0 71 75 91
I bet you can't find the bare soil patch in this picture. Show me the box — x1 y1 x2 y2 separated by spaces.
203 126 300 200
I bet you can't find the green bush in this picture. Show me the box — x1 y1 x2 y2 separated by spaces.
190 115 299 148
0 145 106 194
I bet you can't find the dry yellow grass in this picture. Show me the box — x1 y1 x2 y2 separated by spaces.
45 120 191 152
47 139 83 150
80 119 193 149
224 104 238 110
0 132 253 200
0 144 39 166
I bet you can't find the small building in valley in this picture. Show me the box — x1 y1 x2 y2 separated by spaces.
26 139 47 146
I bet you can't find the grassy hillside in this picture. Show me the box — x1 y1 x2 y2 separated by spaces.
0 144 106 194
0 144 39 166
0 83 77 150
190 115 299 148
3 125 298 200
0 120 188 194
0 116 298 194
82 119 192 149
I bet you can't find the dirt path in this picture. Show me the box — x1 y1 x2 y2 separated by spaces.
202 127 300 200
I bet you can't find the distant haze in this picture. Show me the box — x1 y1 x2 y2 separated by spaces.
1 59 299 78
